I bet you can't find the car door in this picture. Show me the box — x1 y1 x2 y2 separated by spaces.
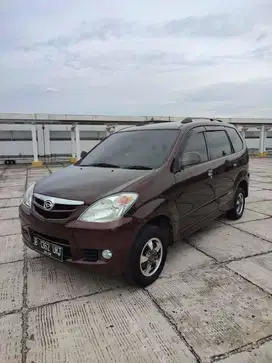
204 126 235 210
173 126 217 235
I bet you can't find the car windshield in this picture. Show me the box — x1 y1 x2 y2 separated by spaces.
78 129 180 169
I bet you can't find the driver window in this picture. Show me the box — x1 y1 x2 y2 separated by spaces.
179 130 208 168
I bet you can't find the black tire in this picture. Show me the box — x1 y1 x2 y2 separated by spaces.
124 225 168 287
226 187 246 220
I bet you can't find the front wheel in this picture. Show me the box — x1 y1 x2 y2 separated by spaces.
226 187 246 220
124 225 168 287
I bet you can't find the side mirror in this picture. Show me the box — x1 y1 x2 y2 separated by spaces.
180 151 201 169
80 151 87 158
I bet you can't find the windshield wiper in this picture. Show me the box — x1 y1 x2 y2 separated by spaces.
86 162 120 168
123 165 153 170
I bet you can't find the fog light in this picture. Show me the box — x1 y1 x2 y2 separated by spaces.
102 249 113 260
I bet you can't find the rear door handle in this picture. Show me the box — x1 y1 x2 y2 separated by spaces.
225 159 236 169
208 169 213 178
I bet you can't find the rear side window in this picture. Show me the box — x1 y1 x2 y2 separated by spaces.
226 127 243 153
205 130 232 160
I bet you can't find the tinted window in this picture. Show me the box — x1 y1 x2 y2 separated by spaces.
79 129 179 169
205 130 232 160
181 130 208 165
226 127 243 153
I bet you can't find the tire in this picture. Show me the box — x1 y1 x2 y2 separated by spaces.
226 187 246 220
124 225 168 287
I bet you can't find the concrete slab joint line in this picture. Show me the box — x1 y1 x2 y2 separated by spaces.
210 334 272 362
147 265 272 362
143 288 202 363
227 253 272 297
214 339 272 362
26 288 198 363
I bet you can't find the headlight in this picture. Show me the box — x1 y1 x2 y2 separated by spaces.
23 183 35 208
78 193 138 223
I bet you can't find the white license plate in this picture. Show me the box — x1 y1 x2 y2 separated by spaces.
32 236 63 261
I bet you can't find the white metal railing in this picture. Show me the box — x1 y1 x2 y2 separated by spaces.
1 115 272 164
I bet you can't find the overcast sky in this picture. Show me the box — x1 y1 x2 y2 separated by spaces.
1 0 272 117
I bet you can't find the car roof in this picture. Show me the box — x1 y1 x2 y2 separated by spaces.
118 118 236 132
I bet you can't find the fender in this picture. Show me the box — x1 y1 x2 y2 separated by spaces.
233 169 249 195
132 198 180 242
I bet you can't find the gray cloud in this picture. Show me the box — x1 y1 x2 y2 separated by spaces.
256 32 268 42
63 49 216 72
19 13 270 54
150 5 272 38
249 44 272 59
181 79 272 116
18 18 141 53
1 0 272 116
44 87 60 93
162 14 254 37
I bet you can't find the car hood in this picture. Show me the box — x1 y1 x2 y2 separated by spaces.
34 165 153 204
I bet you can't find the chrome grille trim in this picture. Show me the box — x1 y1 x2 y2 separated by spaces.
34 193 84 206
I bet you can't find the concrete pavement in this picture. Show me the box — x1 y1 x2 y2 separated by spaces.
1 158 272 362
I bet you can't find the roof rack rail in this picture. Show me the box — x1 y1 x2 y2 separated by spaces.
135 118 162 126
181 117 223 124
210 118 223 122
135 121 153 126
181 117 193 124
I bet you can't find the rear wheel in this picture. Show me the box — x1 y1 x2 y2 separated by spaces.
226 187 246 220
124 225 168 287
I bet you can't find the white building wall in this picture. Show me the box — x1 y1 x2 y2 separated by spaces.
0 124 272 163
0 141 33 156
0 124 108 162
50 140 100 155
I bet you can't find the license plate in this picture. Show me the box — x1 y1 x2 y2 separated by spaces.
32 236 63 262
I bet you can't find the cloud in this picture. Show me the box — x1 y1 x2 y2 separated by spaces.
154 6 272 38
17 18 141 52
44 88 60 93
180 78 272 116
1 0 272 116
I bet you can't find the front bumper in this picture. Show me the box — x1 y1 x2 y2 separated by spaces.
19 204 141 275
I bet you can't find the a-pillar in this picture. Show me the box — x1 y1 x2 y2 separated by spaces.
70 125 76 163
258 125 267 156
75 124 81 161
31 125 43 167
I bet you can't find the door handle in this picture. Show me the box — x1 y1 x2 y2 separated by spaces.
225 159 237 168
208 169 213 178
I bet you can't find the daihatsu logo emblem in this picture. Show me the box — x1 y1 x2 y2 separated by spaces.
44 200 54 211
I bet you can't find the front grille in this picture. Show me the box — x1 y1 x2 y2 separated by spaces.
34 204 74 219
33 194 82 220
82 249 99 262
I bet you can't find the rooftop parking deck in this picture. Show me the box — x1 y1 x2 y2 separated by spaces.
1 158 272 363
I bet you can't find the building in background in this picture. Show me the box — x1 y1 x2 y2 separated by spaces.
0 114 271 165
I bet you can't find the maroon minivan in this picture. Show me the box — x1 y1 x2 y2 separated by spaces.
19 118 249 286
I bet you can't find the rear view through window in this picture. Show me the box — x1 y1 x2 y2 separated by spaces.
226 127 244 152
79 129 180 169
205 130 232 159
